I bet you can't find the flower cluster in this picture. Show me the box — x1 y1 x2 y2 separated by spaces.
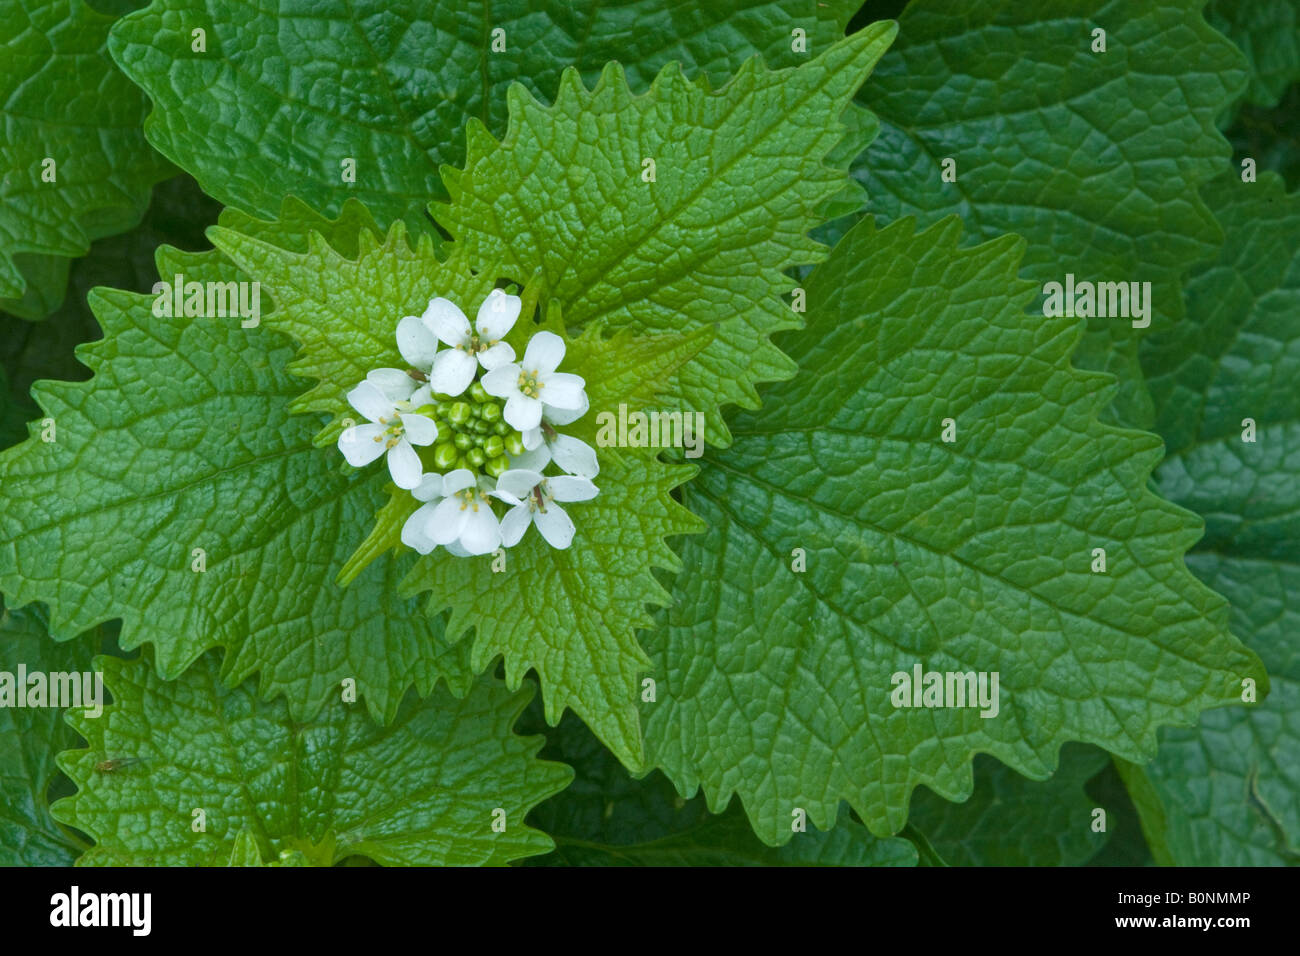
338 290 599 556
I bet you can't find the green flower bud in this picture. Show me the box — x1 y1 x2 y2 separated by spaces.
467 447 487 467
484 455 509 478
455 454 470 471
483 435 504 459
473 419 491 434
504 433 525 457
447 402 472 425
433 442 459 470
493 420 510 436
453 432 474 451
469 382 489 403
480 402 502 422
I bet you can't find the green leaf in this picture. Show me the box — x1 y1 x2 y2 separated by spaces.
434 25 898 445
108 0 861 229
53 652 571 865
1130 173 1300 866
0 208 477 724
523 712 915 867
0 0 173 316
1206 0 1300 110
1 174 223 450
0 597 102 865
851 0 1245 426
640 214 1266 845
208 215 706 768
907 744 1111 867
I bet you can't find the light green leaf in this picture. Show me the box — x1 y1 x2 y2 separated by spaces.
1206 0 1300 110
852 0 1245 426
108 0 861 230
434 25 898 445
1130 173 1300 866
908 744 1111 867
0 598 100 865
0 0 173 316
641 214 1266 845
523 712 915 867
53 653 570 865
0 208 476 724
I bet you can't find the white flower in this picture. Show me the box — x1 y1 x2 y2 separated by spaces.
425 289 521 397
491 469 598 550
423 469 502 555
510 393 598 478
400 472 470 556
338 380 438 489
481 331 586 433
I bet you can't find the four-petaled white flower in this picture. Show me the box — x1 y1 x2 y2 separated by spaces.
422 469 503 555
491 469 599 550
400 472 471 556
425 289 521 397
338 379 437 490
482 330 586 433
509 395 600 478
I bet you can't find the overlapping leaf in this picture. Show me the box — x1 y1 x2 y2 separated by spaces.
523 711 915 867
1207 0 1300 110
1128 174 1300 866
208 221 705 767
434 25 897 445
852 0 1245 426
640 214 1265 845
108 0 861 229
1 0 172 317
0 598 101 865
907 745 1111 866
54 653 570 865
0 207 478 724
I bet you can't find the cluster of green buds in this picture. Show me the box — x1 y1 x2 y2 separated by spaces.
417 380 525 477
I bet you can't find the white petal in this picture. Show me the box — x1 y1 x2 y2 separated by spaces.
396 315 439 368
423 297 472 346
475 289 521 340
499 504 532 548
367 367 417 402
503 393 543 432
539 373 586 410
400 501 441 554
521 426 544 451
408 383 433 408
480 363 520 399
401 413 438 446
523 330 565 375
429 349 476 396
496 468 544 499
441 468 476 495
509 444 551 473
339 423 388 466
476 341 516 371
446 540 472 557
544 392 589 426
428 497 468 544
459 506 502 555
547 476 599 502
387 440 423 489
533 502 575 549
411 473 445 502
550 435 599 478
347 380 396 422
